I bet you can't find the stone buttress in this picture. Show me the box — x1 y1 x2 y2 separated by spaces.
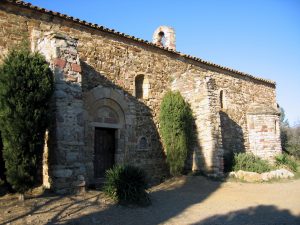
171 70 224 176
34 31 86 193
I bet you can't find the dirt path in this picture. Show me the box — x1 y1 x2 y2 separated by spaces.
0 176 299 225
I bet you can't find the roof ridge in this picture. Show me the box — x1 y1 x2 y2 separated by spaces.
4 0 276 85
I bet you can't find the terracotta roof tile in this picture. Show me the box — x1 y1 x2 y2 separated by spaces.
4 0 275 85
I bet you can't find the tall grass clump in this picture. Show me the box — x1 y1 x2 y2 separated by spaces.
275 154 298 172
233 153 273 173
103 165 150 206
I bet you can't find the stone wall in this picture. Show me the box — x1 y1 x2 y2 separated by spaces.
0 1 281 192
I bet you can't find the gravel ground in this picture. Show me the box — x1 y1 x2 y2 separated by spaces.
0 176 299 225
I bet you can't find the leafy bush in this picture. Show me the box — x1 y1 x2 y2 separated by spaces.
275 154 298 172
279 108 300 158
233 153 273 173
103 165 150 206
0 46 54 193
159 91 194 176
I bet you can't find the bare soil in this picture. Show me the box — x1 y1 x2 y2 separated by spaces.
0 176 299 225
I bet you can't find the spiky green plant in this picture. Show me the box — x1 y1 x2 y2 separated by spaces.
104 165 150 206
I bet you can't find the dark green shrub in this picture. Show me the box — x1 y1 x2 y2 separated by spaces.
233 153 273 173
275 154 298 172
280 126 289 153
103 165 150 206
159 91 194 176
0 46 54 193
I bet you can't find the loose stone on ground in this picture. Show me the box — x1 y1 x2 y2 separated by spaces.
229 168 295 182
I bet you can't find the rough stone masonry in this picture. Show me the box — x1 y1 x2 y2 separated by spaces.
0 0 281 193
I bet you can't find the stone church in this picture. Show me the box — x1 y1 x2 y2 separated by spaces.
0 0 281 193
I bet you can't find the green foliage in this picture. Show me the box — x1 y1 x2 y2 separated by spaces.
280 126 289 152
103 165 150 206
279 107 300 158
233 153 273 173
0 46 54 193
280 107 289 152
280 107 289 127
275 154 298 172
159 91 194 176
286 124 300 159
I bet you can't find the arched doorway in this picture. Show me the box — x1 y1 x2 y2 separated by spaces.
84 86 129 184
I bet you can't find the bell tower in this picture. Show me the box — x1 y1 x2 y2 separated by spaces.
152 26 176 50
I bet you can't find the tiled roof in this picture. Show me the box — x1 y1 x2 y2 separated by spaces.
4 0 275 85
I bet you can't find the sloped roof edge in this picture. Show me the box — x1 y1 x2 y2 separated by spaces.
247 103 280 115
3 0 276 85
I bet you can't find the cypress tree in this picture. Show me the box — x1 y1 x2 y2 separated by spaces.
0 46 54 193
159 91 194 176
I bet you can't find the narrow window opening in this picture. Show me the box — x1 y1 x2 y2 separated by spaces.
135 75 149 99
220 90 224 109
135 75 144 99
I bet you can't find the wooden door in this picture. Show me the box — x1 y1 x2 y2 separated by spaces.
94 128 115 178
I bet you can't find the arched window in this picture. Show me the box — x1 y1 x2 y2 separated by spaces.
220 90 224 109
135 75 149 99
135 75 144 99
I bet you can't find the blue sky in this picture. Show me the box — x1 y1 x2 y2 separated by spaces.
26 0 300 125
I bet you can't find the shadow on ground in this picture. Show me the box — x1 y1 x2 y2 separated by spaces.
194 205 300 225
0 191 103 225
61 176 222 225
0 176 221 225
